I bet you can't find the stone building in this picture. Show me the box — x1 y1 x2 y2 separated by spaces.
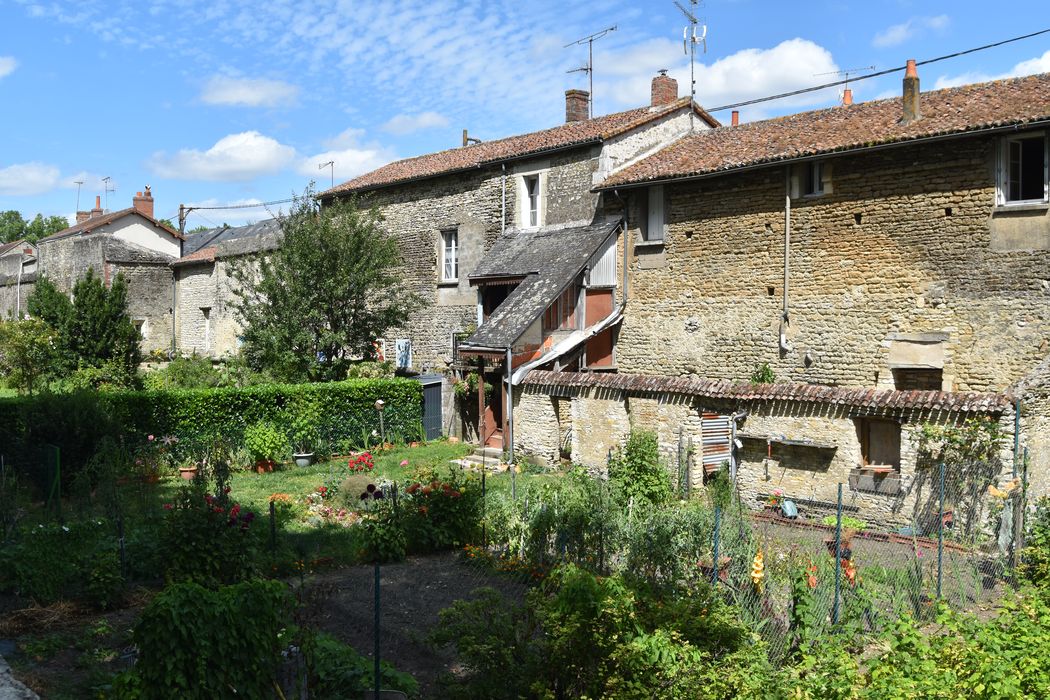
321 72 718 442
0 240 37 319
172 220 280 357
0 188 183 355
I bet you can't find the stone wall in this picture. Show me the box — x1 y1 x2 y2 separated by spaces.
617 136 1050 394
175 258 245 358
111 261 174 355
515 381 1017 528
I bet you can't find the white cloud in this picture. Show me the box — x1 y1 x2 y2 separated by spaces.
872 15 950 49
0 162 61 196
933 49 1050 90
299 128 397 184
381 111 449 135
0 56 16 79
596 38 840 120
149 131 297 181
200 75 299 107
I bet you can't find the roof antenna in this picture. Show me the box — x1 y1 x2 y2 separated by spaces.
101 176 115 212
675 0 707 108
318 160 334 189
815 66 876 105
74 180 84 213
564 25 617 119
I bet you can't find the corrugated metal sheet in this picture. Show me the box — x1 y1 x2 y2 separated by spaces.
701 413 732 474
586 235 617 287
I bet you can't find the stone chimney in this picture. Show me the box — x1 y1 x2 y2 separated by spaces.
731 110 740 126
565 89 589 122
901 59 921 124
133 185 154 218
842 88 853 106
651 70 678 108
76 210 90 223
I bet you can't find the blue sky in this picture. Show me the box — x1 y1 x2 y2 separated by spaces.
1 0 1048 229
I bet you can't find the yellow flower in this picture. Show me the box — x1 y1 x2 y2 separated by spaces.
751 551 765 592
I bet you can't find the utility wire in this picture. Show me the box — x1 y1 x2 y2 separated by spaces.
184 197 295 211
707 27 1050 112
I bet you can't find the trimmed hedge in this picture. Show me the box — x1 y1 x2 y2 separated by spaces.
0 378 423 481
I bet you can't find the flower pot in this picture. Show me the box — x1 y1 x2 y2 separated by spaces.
178 466 199 481
293 452 316 468
255 459 276 474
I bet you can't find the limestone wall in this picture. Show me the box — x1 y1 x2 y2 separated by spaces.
617 136 1050 394
175 259 244 358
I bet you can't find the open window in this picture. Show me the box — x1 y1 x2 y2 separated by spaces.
858 418 901 471
892 368 943 391
802 161 824 196
543 284 579 332
999 132 1049 205
440 229 458 282
521 174 543 228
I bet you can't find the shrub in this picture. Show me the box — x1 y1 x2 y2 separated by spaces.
244 421 289 463
401 468 483 552
142 354 223 390
305 631 418 697
120 579 290 699
609 429 671 506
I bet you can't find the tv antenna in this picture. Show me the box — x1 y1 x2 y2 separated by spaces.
675 0 707 109
101 176 115 212
815 65 876 103
74 180 84 212
564 25 617 118
318 160 334 189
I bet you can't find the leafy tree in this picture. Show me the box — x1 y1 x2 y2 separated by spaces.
0 210 68 244
229 189 420 382
0 318 57 394
26 276 71 329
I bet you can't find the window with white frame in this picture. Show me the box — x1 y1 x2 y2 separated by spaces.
640 185 666 242
440 229 458 282
803 161 825 196
1000 132 1048 204
524 175 541 227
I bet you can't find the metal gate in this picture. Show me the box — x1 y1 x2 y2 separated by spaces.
416 375 443 441
701 412 732 475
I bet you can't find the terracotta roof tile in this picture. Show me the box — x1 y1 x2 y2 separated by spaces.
172 246 217 266
521 370 1010 414
323 99 718 195
600 72 1050 188
39 208 183 243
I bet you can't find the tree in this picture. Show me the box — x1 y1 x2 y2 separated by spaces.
0 318 57 394
26 276 72 329
229 190 420 382
0 210 68 244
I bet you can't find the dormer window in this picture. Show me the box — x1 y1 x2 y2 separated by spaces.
999 132 1048 205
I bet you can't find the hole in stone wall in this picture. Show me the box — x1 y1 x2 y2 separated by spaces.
764 223 773 234
854 212 863 225
944 207 953 217
767 286 775 297
685 230 694 239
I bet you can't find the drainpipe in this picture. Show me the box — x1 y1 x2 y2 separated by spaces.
780 167 792 354
505 345 514 463
501 163 507 236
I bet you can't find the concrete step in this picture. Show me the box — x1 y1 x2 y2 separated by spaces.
471 446 504 460
450 456 508 473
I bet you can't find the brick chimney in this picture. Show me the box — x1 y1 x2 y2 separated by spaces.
133 185 154 218
901 59 921 124
841 88 853 106
91 196 103 218
565 89 589 122
731 110 740 126
76 210 90 223
651 70 678 108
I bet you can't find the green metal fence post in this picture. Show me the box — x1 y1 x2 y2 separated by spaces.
374 560 381 699
833 483 843 625
712 504 721 586
937 460 945 600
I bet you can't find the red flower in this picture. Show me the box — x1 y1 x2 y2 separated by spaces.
163 503 173 510
230 504 241 518
406 483 420 495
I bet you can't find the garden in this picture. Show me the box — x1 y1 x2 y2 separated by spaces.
2 379 1050 698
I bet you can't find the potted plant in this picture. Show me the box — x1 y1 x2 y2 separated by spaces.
290 402 321 467
244 421 288 473
177 458 200 481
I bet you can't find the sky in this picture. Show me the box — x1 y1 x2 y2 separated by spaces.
1 0 1049 230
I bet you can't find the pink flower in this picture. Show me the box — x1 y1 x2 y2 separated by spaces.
400 460 409 467
916 549 924 558
147 435 155 442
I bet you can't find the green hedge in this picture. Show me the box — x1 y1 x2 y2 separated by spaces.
0 378 424 482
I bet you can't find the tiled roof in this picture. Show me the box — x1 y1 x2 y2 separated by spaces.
172 246 217 267
462 219 620 349
323 99 718 195
182 219 280 256
39 208 182 243
0 241 24 257
522 370 1010 414
600 72 1050 188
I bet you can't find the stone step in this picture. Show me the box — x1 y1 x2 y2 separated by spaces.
450 457 508 473
471 446 504 460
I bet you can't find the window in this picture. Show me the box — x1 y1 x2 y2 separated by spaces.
543 284 578 331
1001 133 1048 204
524 175 540 227
893 368 942 391
200 307 211 351
132 319 145 340
441 229 458 282
803 161 824 196
640 185 666 242
859 418 901 470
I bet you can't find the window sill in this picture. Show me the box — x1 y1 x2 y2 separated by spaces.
437 280 459 288
993 202 1049 214
848 466 901 496
634 240 665 251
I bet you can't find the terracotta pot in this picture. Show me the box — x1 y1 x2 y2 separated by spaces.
255 459 276 474
178 466 199 481
409 441 421 448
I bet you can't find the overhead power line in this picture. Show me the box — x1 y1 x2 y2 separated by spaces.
185 197 295 211
706 27 1050 113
